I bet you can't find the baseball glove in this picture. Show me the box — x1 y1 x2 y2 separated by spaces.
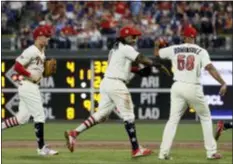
136 66 152 77
153 58 172 77
43 58 57 77
158 64 172 76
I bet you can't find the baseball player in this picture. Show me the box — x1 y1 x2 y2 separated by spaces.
64 25 167 158
154 26 227 160
1 26 58 156
215 121 233 141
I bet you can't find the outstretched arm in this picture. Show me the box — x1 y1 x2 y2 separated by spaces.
205 64 226 85
135 54 154 66
205 64 227 96
154 37 169 57
135 54 171 76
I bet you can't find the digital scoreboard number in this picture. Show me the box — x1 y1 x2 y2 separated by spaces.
1 59 93 120
1 59 91 89
93 60 108 89
1 92 91 120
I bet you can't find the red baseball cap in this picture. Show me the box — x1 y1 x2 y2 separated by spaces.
33 26 52 40
42 24 55 34
120 26 142 38
183 26 197 38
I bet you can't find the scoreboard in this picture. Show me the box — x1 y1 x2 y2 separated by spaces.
1 58 232 121
1 58 176 120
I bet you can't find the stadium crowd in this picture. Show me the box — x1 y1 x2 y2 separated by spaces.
2 1 232 50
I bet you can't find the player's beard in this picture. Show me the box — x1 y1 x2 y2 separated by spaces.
125 36 138 45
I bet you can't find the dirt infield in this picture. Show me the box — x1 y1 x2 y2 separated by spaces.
2 141 232 151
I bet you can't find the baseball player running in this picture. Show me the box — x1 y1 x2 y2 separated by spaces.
154 26 227 160
1 26 58 156
64 25 168 158
215 121 233 141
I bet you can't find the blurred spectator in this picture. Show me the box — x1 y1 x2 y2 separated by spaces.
130 1 142 17
39 1 49 15
1 13 8 33
224 12 232 33
46 2 66 25
113 2 128 21
66 2 75 19
9 1 24 15
57 28 71 49
100 9 117 35
2 1 232 50
77 28 90 49
89 26 102 48
19 25 33 49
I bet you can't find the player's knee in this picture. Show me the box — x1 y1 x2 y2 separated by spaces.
92 111 107 123
16 114 30 125
168 117 180 124
122 113 135 123
199 115 211 122
93 114 107 123
197 111 211 121
92 107 113 123
32 110 46 123
33 115 45 123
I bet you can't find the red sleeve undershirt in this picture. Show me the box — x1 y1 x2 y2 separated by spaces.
131 66 140 73
14 62 31 77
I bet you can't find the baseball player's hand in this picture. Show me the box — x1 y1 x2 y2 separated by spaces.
219 84 227 96
154 37 169 49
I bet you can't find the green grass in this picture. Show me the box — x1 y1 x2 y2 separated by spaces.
2 122 232 164
2 122 232 141
2 149 232 164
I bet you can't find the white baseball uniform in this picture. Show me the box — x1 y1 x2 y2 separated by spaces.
159 43 217 158
93 42 139 122
15 45 46 124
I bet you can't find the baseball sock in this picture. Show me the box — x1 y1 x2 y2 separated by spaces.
34 123 45 149
224 121 233 130
1 116 19 130
75 116 97 135
124 121 139 151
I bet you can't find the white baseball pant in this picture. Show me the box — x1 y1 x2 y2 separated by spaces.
92 78 135 123
159 81 217 158
16 80 45 124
